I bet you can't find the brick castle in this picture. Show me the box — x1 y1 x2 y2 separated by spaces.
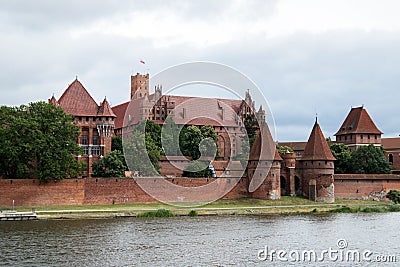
1 73 399 206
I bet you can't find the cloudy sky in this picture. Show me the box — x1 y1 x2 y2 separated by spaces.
1 0 399 141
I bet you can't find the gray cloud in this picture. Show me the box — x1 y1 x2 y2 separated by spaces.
0 1 399 142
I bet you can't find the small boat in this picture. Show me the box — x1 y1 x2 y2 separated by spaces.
0 209 37 221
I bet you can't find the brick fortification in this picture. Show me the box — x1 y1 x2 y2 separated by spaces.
0 177 249 207
1 175 400 207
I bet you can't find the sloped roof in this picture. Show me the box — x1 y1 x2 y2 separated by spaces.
278 141 307 151
335 107 382 136
249 122 280 161
48 95 58 106
382 138 400 151
112 101 129 129
58 80 99 116
113 94 243 130
98 98 116 117
301 121 336 161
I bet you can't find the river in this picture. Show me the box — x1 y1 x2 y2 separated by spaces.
1 213 399 266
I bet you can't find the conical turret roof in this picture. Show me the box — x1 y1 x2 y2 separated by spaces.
249 122 281 161
98 97 116 117
301 120 336 161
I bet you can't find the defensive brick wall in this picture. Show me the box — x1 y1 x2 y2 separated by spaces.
334 174 400 200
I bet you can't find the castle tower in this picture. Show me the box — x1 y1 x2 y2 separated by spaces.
299 119 336 202
280 152 297 196
248 122 282 200
256 105 266 123
131 73 149 100
335 106 382 151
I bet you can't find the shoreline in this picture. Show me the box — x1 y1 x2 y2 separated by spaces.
36 204 398 220
2 197 397 220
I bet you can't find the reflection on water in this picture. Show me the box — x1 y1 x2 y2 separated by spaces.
0 213 399 266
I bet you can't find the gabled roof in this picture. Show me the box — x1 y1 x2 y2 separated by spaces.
278 141 307 151
113 94 244 130
98 97 116 117
58 79 99 116
112 101 129 129
249 122 281 161
301 121 336 161
335 107 382 136
48 95 58 106
382 138 400 151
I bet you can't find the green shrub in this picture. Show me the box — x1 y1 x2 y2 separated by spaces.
360 206 385 213
328 206 357 213
137 209 175 218
188 210 198 217
387 204 400 212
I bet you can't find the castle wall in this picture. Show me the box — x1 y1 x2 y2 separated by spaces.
298 160 335 202
0 177 249 207
251 162 281 200
334 174 400 201
0 179 85 207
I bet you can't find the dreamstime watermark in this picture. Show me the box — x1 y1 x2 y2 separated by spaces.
122 62 276 207
257 239 397 264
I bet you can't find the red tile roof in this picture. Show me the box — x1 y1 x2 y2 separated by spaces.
113 94 243 130
112 101 129 129
58 80 99 116
98 98 116 117
335 107 382 136
382 138 400 151
301 121 336 161
249 122 281 161
48 95 58 106
278 141 307 151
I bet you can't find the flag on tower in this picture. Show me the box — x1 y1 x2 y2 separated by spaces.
139 59 145 64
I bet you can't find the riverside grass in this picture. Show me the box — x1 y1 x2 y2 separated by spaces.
2 197 398 219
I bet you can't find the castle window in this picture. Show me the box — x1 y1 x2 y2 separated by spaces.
83 146 89 155
368 135 370 139
92 146 101 156
345 136 347 141
375 135 378 139
360 135 363 139
92 135 99 145
81 135 88 145
389 154 393 164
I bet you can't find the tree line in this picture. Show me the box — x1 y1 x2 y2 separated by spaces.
0 102 83 182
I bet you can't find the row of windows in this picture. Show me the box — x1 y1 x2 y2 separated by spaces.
81 146 102 156
337 134 379 141
76 116 113 122
81 135 99 145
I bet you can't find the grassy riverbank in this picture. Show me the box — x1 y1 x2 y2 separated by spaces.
1 197 397 219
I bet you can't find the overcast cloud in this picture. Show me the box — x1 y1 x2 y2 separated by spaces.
1 0 399 141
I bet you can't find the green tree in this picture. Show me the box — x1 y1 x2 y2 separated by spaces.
179 125 218 160
244 115 259 148
183 161 212 178
386 190 400 204
145 120 162 149
161 116 182 156
0 105 33 178
92 150 126 177
111 136 123 152
124 125 161 176
277 145 294 154
350 145 391 174
28 102 83 182
330 143 352 174
0 102 83 182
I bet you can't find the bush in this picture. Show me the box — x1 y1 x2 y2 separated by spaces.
137 209 175 218
360 206 385 213
386 190 400 204
328 206 357 213
188 210 198 217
